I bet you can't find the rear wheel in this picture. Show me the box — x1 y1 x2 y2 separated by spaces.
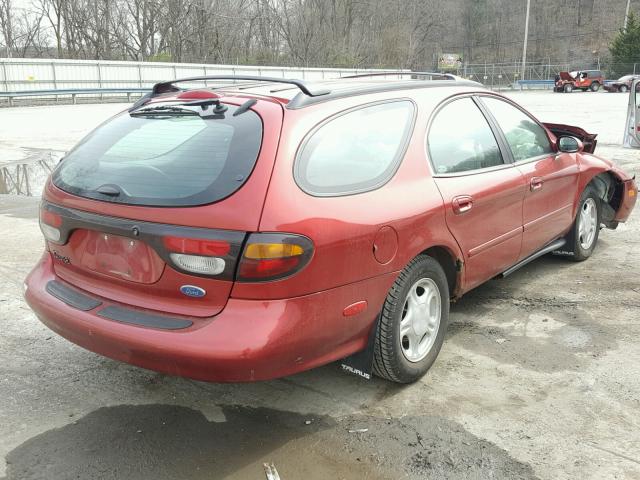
373 255 449 383
564 84 573 93
563 186 601 261
620 85 629 93
590 82 600 92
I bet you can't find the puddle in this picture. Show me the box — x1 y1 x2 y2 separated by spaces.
2 404 537 480
0 148 62 196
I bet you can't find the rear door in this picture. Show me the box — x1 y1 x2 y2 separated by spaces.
428 96 525 291
479 96 578 260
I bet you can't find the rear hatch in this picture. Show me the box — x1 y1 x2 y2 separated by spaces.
42 95 283 317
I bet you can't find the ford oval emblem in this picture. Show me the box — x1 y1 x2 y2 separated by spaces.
180 285 206 298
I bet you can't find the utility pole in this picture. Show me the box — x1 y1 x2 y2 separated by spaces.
624 0 632 31
521 0 531 80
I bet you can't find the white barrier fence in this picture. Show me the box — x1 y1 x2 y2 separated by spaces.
0 58 402 92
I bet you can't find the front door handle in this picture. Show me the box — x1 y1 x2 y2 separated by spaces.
530 177 544 191
452 195 473 215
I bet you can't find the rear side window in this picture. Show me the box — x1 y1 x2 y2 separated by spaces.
428 97 504 174
294 101 415 196
481 97 552 162
53 104 262 207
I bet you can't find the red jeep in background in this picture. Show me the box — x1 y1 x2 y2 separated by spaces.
554 70 604 92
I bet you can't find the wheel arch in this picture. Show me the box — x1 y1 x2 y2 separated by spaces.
577 159 633 228
583 171 625 228
419 245 463 299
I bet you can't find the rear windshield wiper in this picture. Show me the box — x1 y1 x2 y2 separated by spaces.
130 105 200 117
93 184 128 198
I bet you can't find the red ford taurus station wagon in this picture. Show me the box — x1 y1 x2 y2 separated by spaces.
25 73 637 383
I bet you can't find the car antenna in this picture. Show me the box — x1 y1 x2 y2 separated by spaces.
233 99 257 116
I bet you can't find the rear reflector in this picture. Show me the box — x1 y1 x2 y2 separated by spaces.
170 253 225 275
238 233 313 282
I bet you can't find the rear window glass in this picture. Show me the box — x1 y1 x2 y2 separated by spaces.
52 103 262 206
294 101 415 196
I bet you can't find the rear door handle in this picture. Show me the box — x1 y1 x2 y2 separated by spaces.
452 195 473 215
530 177 544 191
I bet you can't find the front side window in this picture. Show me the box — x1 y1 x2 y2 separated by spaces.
428 97 504 174
294 101 415 196
481 97 553 162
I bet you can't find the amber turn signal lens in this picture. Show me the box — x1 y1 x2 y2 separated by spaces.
237 233 313 282
244 243 304 259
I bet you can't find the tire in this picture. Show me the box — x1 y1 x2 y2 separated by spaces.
564 84 573 93
590 82 600 92
373 255 449 383
563 186 602 261
619 85 629 93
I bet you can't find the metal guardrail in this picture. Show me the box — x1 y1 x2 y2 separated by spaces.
515 79 617 90
0 87 150 106
0 58 404 93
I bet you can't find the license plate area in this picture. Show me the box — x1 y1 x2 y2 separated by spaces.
79 230 165 283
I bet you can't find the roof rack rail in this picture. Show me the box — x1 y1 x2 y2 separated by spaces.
151 75 331 97
340 71 457 80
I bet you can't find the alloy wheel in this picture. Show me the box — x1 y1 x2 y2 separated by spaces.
399 278 441 363
579 198 598 250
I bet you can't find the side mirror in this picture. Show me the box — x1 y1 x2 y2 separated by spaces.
558 136 583 153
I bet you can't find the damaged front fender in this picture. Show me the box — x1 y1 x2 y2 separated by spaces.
577 154 637 226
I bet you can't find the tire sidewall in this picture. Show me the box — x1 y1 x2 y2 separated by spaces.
571 187 601 260
381 257 449 382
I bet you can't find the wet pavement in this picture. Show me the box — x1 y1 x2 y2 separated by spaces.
1 92 639 479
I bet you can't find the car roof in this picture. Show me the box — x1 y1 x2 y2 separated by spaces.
237 78 483 108
148 75 486 111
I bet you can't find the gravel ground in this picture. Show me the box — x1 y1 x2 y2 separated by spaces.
0 90 639 480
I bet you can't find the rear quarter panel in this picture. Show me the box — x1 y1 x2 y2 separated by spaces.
232 88 469 301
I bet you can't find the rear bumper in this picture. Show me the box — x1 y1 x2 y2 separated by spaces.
25 253 395 382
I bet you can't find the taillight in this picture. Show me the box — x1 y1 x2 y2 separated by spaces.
163 236 231 256
238 233 313 282
39 207 62 243
163 236 230 276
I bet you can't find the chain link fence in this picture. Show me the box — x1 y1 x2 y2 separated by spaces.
451 62 640 89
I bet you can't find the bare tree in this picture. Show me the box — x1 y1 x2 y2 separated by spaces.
0 0 14 57
1 0 637 69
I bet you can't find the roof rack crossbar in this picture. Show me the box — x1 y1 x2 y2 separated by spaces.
152 75 331 97
340 71 457 80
